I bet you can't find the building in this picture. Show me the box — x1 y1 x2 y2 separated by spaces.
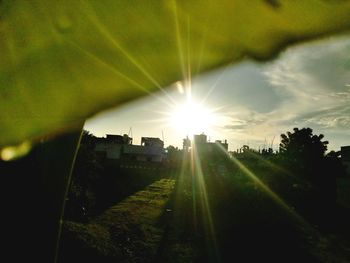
123 137 165 162
94 134 165 162
194 134 207 145
215 140 229 151
192 133 229 155
95 134 132 159
183 136 191 152
141 137 164 147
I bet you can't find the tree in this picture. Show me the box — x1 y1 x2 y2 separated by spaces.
80 130 97 147
166 145 181 170
166 145 176 156
279 127 328 164
279 128 338 226
279 127 330 181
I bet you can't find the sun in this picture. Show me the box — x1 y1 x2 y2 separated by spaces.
169 99 217 136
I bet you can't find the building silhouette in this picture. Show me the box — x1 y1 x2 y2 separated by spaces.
191 133 229 156
95 134 165 162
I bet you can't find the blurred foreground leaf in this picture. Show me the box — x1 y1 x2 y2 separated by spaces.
1 0 350 148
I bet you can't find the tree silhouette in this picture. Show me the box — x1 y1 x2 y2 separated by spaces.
279 127 331 182
80 129 96 146
280 127 328 164
279 128 338 226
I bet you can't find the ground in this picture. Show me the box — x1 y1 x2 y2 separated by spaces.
59 160 350 263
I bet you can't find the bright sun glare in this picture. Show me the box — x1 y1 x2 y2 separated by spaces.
169 99 216 136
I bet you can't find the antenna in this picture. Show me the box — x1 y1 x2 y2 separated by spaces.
270 135 275 150
128 127 133 138
162 130 165 144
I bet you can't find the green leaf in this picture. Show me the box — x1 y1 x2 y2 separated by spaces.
1 0 350 148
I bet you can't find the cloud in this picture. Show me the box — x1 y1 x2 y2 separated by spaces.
193 62 287 113
220 36 350 149
224 114 265 131
264 37 350 129
300 105 350 129
85 36 350 151
264 36 350 93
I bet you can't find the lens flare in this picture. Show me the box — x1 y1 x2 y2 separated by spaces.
169 99 217 136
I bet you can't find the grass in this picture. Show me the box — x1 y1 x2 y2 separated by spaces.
60 157 350 262
156 157 350 263
60 178 175 263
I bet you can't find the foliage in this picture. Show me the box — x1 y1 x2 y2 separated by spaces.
80 130 97 146
166 145 177 157
0 128 83 262
65 130 102 220
280 127 328 164
1 1 350 148
61 127 350 262
60 179 175 263
2 2 350 260
165 145 182 168
279 127 330 180
66 131 175 220
158 151 345 262
278 127 346 226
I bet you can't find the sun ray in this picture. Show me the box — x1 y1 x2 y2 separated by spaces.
64 38 175 107
65 39 147 91
170 0 187 85
167 97 220 137
242 150 312 185
191 141 220 261
186 17 193 101
81 1 177 106
214 142 310 225
134 117 170 125
201 63 232 105
193 30 208 76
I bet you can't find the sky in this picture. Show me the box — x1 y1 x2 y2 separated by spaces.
85 35 350 152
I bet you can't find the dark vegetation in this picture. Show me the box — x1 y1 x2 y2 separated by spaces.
0 131 82 262
59 128 350 262
65 131 168 221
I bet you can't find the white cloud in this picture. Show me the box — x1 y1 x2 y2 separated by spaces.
86 36 350 151
219 36 350 150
